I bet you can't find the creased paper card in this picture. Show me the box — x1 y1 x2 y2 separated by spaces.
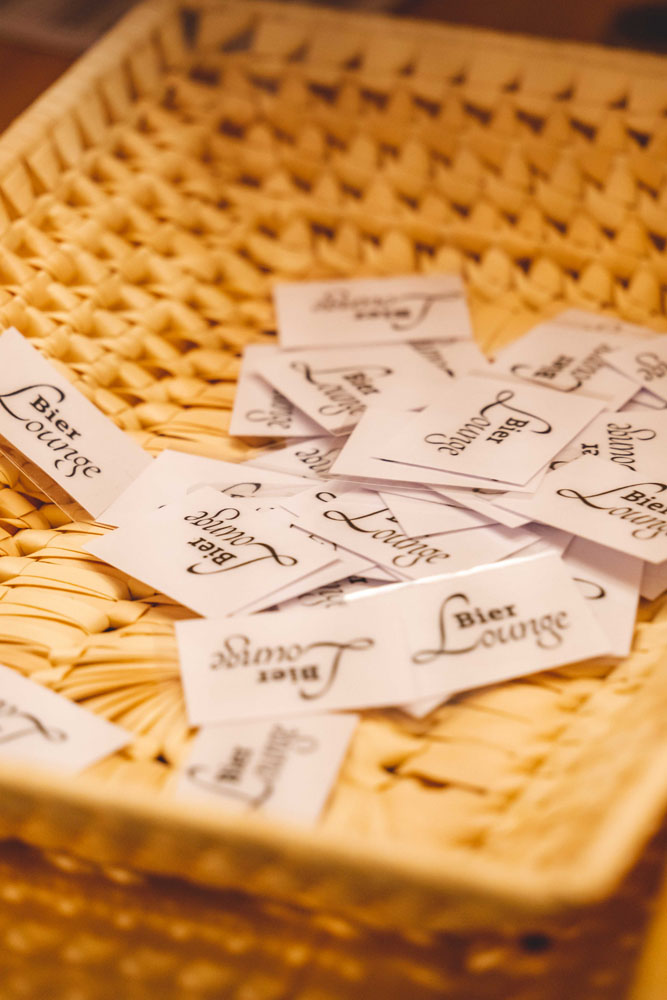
274 273 472 349
380 490 495 536
399 553 610 702
287 487 538 579
377 375 604 485
87 488 338 617
174 713 358 824
254 344 450 435
500 456 667 564
100 449 308 527
0 327 151 520
491 313 639 410
606 339 667 404
0 664 130 773
175 599 415 724
229 345 324 438
562 537 641 657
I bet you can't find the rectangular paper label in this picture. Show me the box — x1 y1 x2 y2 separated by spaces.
274 273 472 349
254 344 449 435
286 487 537 579
229 344 324 438
376 375 603 485
607 339 667 403
87 488 339 617
500 455 667 563
491 312 640 410
0 328 151 519
175 599 415 724
562 537 641 656
398 553 610 701
100 449 308 527
0 664 130 772
245 436 347 479
173 713 358 824
551 410 667 474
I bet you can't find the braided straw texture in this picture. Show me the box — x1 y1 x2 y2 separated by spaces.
1 1 667 995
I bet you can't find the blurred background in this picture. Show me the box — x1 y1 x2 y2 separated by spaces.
1 0 667 129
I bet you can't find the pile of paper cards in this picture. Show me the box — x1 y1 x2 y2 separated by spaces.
2 271 667 826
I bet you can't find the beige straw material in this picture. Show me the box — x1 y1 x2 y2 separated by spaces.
0 2 667 995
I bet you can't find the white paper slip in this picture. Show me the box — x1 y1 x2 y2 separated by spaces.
175 598 415 724
491 314 639 410
537 308 658 340
254 344 449 436
409 338 487 378
0 664 130 773
377 375 603 486
606 339 667 404
100 449 309 527
174 713 358 824
229 345 324 438
331 406 551 492
621 387 667 411
274 574 387 612
400 553 609 702
500 456 667 564
288 487 538 580
87 488 338 617
274 273 472 350
640 559 667 600
431 486 531 529
245 436 346 479
0 327 151 520
379 490 495 536
551 411 667 474
562 537 641 657
514 524 573 558
233 547 373 615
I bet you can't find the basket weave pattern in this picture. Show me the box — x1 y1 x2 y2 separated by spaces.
1 2 667 996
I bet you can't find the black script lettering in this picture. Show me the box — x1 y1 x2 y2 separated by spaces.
556 481 667 540
323 504 450 569
0 701 67 745
313 288 457 331
0 383 101 479
412 592 569 663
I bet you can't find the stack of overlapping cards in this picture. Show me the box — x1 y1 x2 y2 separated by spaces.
2 270 665 826
83 273 667 824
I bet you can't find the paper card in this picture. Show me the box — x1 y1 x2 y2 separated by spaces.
254 344 450 435
377 375 604 485
379 490 495 536
175 598 415 724
562 537 641 657
606 338 667 403
100 450 310 527
431 486 531 529
173 713 358 824
229 345 324 438
245 436 347 479
0 327 151 520
500 456 667 564
400 552 610 702
0 663 130 773
232 547 373 615
330 406 551 492
274 273 472 350
87 488 339 617
621 387 667 411
287 486 538 580
409 338 488 377
513 524 573 558
491 313 640 410
536 308 659 340
640 559 667 600
550 411 667 474
274 575 387 612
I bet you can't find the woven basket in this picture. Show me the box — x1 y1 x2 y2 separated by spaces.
2 2 667 997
